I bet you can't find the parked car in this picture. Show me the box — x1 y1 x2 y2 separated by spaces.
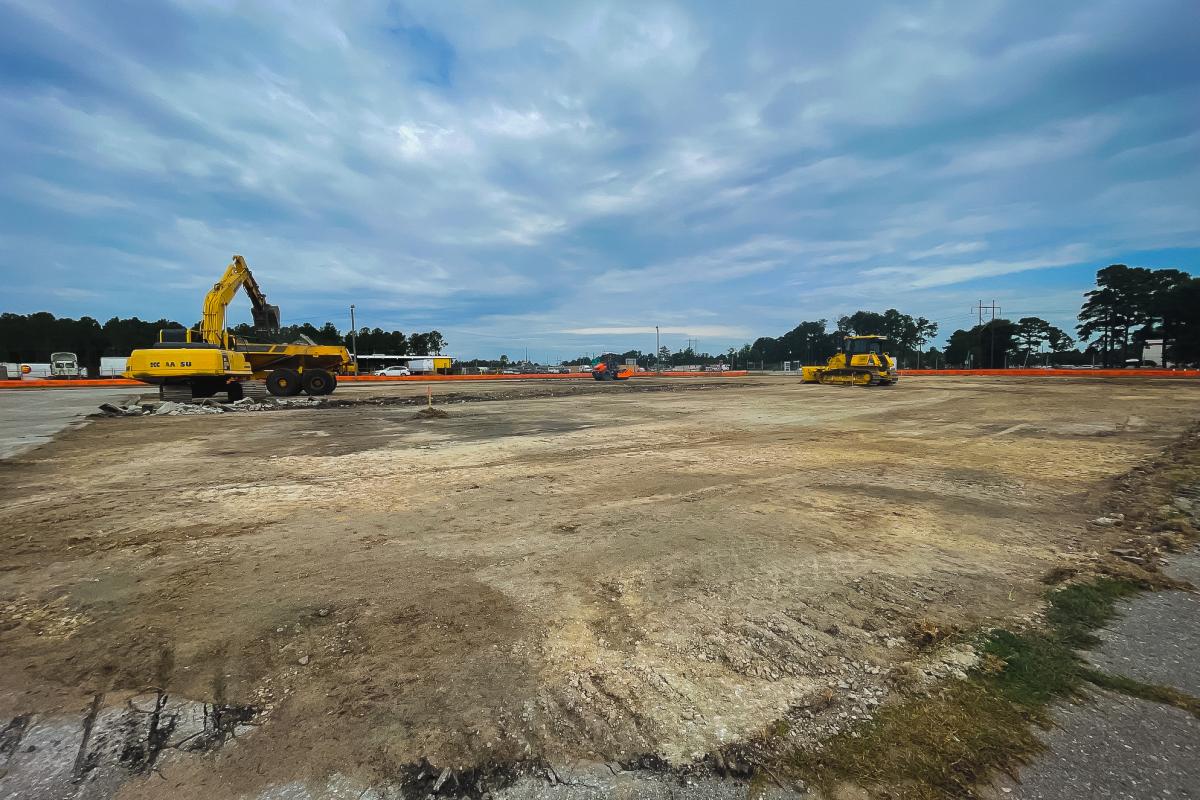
373 366 411 376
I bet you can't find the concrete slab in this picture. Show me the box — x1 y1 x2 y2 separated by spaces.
997 692 1200 800
1087 553 1200 697
0 387 140 459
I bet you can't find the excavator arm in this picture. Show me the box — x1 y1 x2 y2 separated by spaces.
199 255 280 348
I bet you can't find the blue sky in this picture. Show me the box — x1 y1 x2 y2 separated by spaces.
1 0 1197 360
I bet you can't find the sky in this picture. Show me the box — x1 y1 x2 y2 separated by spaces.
1 0 1198 361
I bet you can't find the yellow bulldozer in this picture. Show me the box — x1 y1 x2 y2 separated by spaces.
801 335 898 386
125 255 352 402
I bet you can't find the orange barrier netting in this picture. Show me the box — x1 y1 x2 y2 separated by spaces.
0 378 145 388
0 371 749 390
899 369 1200 378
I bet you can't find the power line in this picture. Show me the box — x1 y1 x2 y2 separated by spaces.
974 300 1001 368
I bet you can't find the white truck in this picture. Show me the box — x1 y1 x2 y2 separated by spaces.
49 352 83 379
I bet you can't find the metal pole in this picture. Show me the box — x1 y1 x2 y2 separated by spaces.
656 326 660 367
349 304 358 363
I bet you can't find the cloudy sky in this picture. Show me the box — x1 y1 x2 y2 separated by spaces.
1 0 1197 360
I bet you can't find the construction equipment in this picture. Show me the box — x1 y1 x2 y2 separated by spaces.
591 354 635 381
125 255 352 402
801 335 898 386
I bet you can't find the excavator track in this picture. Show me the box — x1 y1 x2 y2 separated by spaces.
159 384 193 403
241 380 270 400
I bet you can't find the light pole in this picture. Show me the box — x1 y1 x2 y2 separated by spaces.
655 326 660 369
349 304 358 364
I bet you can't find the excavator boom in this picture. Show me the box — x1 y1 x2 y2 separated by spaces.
200 255 280 348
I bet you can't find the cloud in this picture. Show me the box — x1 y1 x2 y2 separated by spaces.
863 244 1095 289
563 325 749 337
0 0 1196 357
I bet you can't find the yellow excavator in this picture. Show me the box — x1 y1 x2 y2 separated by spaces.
801 335 898 386
125 255 352 402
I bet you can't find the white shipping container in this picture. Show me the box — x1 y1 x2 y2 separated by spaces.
407 358 435 373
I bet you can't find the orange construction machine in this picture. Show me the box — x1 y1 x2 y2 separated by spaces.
591 355 635 381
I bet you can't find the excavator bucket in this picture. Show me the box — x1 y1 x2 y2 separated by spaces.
252 303 281 331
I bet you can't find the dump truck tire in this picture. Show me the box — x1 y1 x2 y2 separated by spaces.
267 368 302 397
302 368 335 396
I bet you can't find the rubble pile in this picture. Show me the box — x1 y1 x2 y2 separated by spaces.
97 396 323 418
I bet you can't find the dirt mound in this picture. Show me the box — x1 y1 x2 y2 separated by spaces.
414 407 450 419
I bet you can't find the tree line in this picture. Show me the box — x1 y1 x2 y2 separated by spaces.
7 262 1196 375
0 312 446 377
746 310 940 368
226 322 446 356
943 318 1075 368
0 313 182 377
941 264 1199 368
1077 264 1197 366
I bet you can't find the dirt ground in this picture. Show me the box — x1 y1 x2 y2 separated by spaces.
1 375 1197 798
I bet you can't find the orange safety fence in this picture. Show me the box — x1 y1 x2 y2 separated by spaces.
899 369 1200 378
0 370 749 389
0 378 145 388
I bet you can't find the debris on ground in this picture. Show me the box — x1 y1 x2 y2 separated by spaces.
97 396 325 417
92 378 755 419
98 402 148 417
414 406 450 419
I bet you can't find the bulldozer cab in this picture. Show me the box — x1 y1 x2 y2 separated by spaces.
845 335 887 356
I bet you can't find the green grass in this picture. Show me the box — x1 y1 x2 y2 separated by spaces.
1044 578 1140 648
787 681 1045 800
780 576 1200 799
1083 668 1200 718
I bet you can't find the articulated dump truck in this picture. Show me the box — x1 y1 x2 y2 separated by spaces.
125 255 352 402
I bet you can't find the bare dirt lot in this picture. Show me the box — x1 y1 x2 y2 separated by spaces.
1 376 1197 798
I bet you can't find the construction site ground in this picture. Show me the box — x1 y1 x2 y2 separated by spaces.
1 375 1198 799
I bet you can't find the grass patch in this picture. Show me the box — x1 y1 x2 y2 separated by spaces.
1082 669 1200 719
781 576 1200 799
1044 578 1139 648
787 680 1045 800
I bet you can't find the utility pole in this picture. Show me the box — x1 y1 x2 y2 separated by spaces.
655 326 660 367
974 300 1001 368
349 304 358 364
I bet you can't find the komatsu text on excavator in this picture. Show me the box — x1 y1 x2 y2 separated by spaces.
801 335 898 386
125 255 352 402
